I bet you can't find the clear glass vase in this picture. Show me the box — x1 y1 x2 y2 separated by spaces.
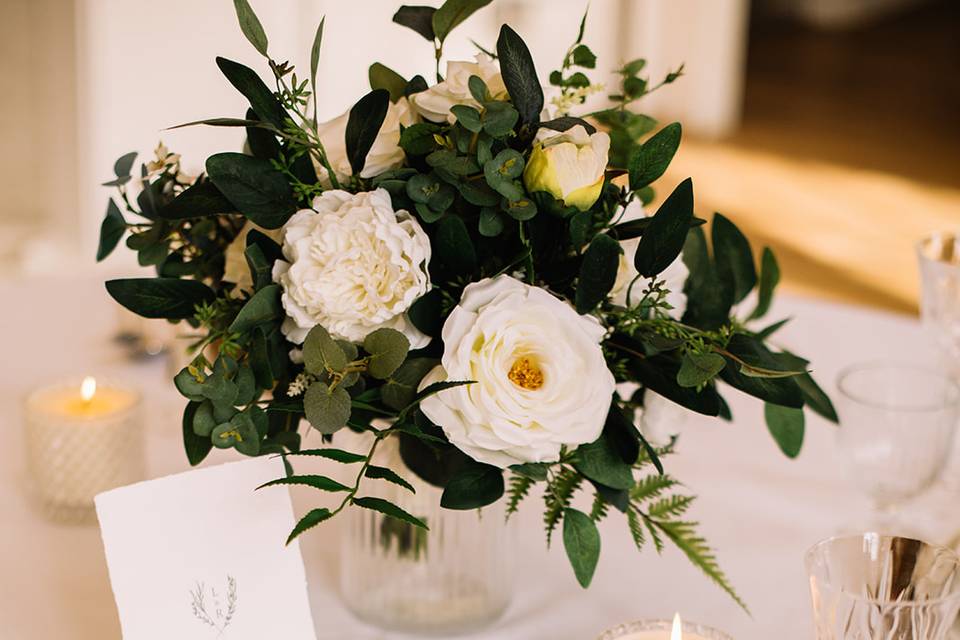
339 438 515 635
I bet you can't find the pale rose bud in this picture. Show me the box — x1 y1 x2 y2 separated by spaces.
523 125 610 211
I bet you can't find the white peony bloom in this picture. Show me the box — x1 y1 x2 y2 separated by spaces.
272 188 431 348
610 200 689 316
410 54 507 124
222 221 283 295
313 98 416 184
419 275 616 468
523 125 610 211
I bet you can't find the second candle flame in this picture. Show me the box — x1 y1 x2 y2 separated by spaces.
671 613 683 640
80 376 97 403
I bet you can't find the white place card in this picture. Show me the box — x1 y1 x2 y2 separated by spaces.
96 457 316 640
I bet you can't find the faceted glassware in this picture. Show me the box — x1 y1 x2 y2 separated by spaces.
918 233 960 378
806 533 960 640
339 439 514 635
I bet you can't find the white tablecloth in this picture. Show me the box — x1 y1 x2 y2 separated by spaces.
0 276 947 639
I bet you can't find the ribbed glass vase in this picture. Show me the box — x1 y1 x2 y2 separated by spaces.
339 439 514 635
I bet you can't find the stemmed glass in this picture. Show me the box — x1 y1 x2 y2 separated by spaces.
806 533 960 640
918 232 960 378
835 362 960 533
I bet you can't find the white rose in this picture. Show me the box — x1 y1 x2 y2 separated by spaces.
610 200 689 315
419 275 616 468
522 125 610 211
272 188 431 348
410 54 507 124
222 221 284 295
313 98 416 185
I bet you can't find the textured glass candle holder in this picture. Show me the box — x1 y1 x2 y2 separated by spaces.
806 533 960 640
339 439 514 635
23 378 145 523
596 618 734 640
918 233 960 378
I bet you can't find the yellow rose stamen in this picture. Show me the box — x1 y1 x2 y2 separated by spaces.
508 357 544 390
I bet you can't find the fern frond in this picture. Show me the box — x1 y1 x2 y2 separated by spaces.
589 491 610 522
505 473 535 521
647 494 695 519
644 516 665 553
630 473 678 503
543 467 582 546
626 506 645 551
654 519 748 612
636 435 676 466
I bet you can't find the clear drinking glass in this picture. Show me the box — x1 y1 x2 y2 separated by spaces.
918 233 960 378
835 362 960 528
806 533 960 640
339 439 514 635
596 618 734 640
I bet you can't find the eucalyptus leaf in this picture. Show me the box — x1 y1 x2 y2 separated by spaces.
575 234 621 314
440 460 504 509
156 180 235 220
381 358 439 411
364 328 411 379
496 25 543 125
182 401 212 466
345 89 390 176
563 508 601 588
105 277 215 319
573 430 634 490
206 152 296 229
677 352 727 388
113 151 138 178
192 401 217 437
303 325 348 375
303 382 351 434
228 284 282 332
232 0 269 56
764 403 805 458
96 200 126 262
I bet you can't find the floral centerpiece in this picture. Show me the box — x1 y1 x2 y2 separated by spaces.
96 0 836 605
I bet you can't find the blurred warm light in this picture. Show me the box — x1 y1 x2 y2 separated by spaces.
80 376 97 403
672 612 683 640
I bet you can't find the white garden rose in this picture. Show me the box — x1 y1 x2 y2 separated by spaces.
410 54 507 124
222 221 283 295
419 275 615 468
272 188 431 347
610 200 689 316
523 125 610 211
313 98 416 185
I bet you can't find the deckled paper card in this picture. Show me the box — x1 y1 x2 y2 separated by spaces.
96 457 316 640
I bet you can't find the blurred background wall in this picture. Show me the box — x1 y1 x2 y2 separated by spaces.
0 0 956 313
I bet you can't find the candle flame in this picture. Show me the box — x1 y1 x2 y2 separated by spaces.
80 376 97 403
671 613 683 640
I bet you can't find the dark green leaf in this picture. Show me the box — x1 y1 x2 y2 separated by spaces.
625 350 721 416
712 213 756 304
539 116 596 135
288 448 366 463
408 288 444 337
719 349 803 408
450 104 482 132
96 200 126 262
405 75 429 97
228 284 282 332
571 44 596 68
795 371 839 423
432 0 492 43
364 328 410 379
573 429 634 490
310 17 325 89
303 382 352 434
482 102 519 137
392 5 436 41
433 215 477 274
192 401 217 437
257 474 351 492
604 401 641 465
366 465 416 493
381 358 439 411
182 401 212 466
369 62 407 102
575 234 621 314
232 0 269 56
468 74 488 102
243 243 272 291
215 57 285 128
764 403 805 458
478 207 505 236
563 508 601 588
628 122 681 190
353 496 428 529
206 152 296 229
677 352 726 388
749 247 780 320
440 460 504 509
303 324 347 374
156 180 235 220
346 89 390 176
496 25 543 125
105 277 215 319
113 151 137 178
634 178 694 277
681 226 733 330
249 327 274 388
285 508 332 544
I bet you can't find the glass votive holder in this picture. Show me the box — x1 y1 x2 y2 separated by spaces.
23 376 145 523
596 617 734 640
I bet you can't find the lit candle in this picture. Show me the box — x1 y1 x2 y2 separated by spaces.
24 376 144 522
596 614 732 640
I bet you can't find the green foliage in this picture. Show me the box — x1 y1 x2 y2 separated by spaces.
563 508 601 588
505 473 535 520
232 0 269 57
105 278 215 319
215 57 285 128
764 403 805 458
365 465 416 493
353 496 428 530
573 430 634 491
749 247 780 321
712 213 757 304
97 200 126 261
432 0 492 43
345 89 390 176
677 352 726 388
206 152 297 229
628 123 682 190
634 178 694 277
228 284 282 332
303 382 351 434
392 5 437 41
369 63 407 102
441 460 505 509
258 474 351 493
182 401 213 466
575 234 621 314
286 508 332 545
496 25 543 125
364 328 411 379
543 467 583 546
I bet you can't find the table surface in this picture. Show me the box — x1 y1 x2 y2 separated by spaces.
0 275 951 640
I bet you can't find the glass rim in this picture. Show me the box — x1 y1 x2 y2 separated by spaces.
836 360 960 413
805 533 960 607
595 618 734 640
